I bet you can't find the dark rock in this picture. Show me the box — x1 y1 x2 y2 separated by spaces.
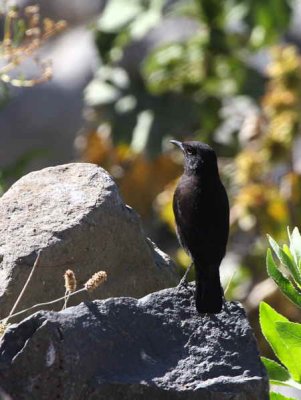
0 284 268 400
0 387 11 400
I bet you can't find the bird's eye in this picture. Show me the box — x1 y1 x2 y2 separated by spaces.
186 147 196 155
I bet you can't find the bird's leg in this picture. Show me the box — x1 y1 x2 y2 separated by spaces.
178 262 194 287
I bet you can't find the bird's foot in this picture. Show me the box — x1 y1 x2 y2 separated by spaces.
177 276 189 288
177 262 193 288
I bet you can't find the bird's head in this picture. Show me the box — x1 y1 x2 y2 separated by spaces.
170 140 218 176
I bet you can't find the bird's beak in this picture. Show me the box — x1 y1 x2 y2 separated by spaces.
170 140 184 152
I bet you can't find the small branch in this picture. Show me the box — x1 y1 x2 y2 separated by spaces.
4 287 87 322
7 251 41 319
2 269 107 324
62 290 71 310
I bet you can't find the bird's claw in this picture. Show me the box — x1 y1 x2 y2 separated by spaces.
177 262 193 288
177 276 189 288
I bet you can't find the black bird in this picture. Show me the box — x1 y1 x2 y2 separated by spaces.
170 140 229 314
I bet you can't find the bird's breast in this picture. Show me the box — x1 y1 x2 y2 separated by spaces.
174 175 203 220
173 174 229 261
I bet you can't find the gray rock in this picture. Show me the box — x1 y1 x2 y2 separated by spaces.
0 163 177 320
0 285 268 400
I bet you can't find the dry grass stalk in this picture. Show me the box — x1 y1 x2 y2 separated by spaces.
7 251 41 320
1 270 108 322
0 4 67 87
224 271 236 296
0 321 10 338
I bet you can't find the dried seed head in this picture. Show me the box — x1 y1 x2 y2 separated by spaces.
7 10 18 18
64 269 77 293
43 18 55 33
25 5 40 15
26 27 41 37
84 271 107 292
55 20 67 31
0 322 9 337
29 13 40 28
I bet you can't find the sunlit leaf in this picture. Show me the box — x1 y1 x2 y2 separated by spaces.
282 244 293 264
261 357 301 391
270 392 296 400
246 0 292 47
266 249 301 308
98 0 143 33
275 321 301 384
261 357 289 384
267 235 301 286
260 302 301 382
290 227 301 267
84 80 120 106
129 0 164 40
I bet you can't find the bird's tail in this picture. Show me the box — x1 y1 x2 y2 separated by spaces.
195 266 223 314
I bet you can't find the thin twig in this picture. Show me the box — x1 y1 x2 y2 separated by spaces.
62 290 71 310
3 269 107 323
4 287 87 322
7 251 42 319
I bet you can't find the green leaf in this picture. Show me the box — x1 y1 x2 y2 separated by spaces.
130 110 154 153
261 357 301 391
260 302 301 382
266 249 301 308
84 80 120 106
129 0 164 40
276 321 301 350
270 392 296 400
268 234 282 259
129 9 160 39
275 321 301 384
283 244 294 264
98 0 143 33
267 235 301 285
246 0 292 46
261 357 290 383
289 227 301 266
267 235 289 267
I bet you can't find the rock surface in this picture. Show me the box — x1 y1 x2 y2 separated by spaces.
0 284 268 400
0 163 177 320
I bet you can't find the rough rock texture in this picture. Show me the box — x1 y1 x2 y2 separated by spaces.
0 163 177 320
0 285 268 400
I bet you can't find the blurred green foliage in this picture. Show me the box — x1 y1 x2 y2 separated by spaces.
260 229 301 398
85 0 292 154
267 229 301 308
82 0 296 297
0 4 67 193
261 302 301 399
